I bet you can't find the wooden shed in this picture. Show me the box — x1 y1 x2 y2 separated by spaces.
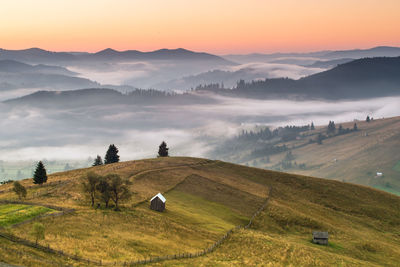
312 231 329 245
150 193 166 212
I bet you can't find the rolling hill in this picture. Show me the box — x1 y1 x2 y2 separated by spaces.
199 57 400 99
0 157 399 266
212 116 400 196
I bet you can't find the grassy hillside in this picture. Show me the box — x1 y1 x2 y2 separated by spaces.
0 157 399 266
219 116 400 196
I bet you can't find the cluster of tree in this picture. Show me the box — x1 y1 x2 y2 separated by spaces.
366 115 374 122
250 144 288 158
279 151 296 169
92 144 120 166
127 88 179 98
327 121 336 134
81 172 132 211
194 83 225 91
93 142 169 167
312 121 359 144
237 124 312 143
280 160 307 170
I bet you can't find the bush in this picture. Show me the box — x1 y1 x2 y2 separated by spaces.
12 181 27 199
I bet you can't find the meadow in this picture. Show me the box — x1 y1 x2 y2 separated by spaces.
0 157 399 266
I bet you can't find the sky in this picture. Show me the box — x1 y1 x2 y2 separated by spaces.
0 0 399 54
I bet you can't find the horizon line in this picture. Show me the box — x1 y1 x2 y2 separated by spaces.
1 45 400 56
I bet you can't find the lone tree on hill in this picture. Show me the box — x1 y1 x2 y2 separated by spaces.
353 123 358 131
13 181 27 200
366 115 371 122
310 122 315 130
30 222 45 245
158 141 169 157
104 144 120 164
82 172 101 207
33 161 47 185
93 155 103 166
107 174 132 211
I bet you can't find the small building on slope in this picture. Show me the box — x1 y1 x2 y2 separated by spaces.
312 231 329 245
150 193 166 212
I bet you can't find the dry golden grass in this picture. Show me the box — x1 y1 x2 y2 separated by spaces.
247 116 400 195
0 157 399 266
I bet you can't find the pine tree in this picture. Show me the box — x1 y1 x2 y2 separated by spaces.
33 161 47 185
158 141 169 157
353 123 358 131
310 122 315 130
327 121 336 134
93 155 103 166
366 115 370 122
104 145 120 164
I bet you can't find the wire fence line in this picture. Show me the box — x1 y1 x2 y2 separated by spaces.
115 187 272 266
0 185 271 266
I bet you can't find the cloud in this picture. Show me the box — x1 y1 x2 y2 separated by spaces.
227 62 324 79
0 95 398 161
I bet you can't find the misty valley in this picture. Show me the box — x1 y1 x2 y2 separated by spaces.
0 44 400 267
0 47 400 196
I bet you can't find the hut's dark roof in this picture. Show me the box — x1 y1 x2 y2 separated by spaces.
312 231 329 238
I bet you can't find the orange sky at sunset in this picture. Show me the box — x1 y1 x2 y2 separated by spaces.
0 0 399 54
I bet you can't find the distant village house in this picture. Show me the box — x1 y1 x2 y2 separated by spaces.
150 193 166 212
312 231 329 245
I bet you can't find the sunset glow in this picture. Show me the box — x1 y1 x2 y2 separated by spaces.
0 0 399 53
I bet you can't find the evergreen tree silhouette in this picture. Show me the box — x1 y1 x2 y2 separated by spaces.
158 141 169 157
33 161 47 185
104 144 120 164
93 155 103 166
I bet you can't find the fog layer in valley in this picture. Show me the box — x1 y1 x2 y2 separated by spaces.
0 95 398 165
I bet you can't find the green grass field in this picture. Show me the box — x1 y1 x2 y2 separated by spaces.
0 157 399 266
0 204 55 227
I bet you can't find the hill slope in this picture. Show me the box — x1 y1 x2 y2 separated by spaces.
0 157 399 266
213 116 400 196
200 57 400 99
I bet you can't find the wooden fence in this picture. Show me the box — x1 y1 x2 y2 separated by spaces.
0 186 271 266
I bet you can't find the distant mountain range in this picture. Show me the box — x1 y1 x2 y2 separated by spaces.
0 59 98 90
223 46 400 64
4 56 400 105
0 47 232 65
0 59 77 75
4 88 214 108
